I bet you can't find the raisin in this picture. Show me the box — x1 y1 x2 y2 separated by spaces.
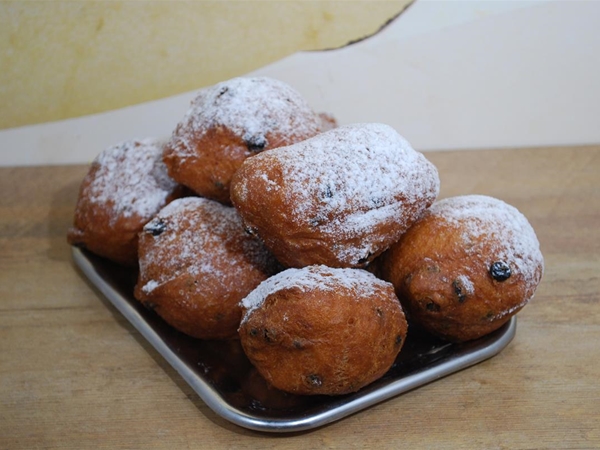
371 197 385 208
357 252 373 265
145 219 166 236
306 374 322 387
426 301 440 312
309 216 326 227
452 279 467 303
395 335 403 346
322 185 334 199
490 261 511 281
245 135 267 152
263 328 275 342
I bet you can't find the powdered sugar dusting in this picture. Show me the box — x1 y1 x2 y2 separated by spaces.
142 279 159 294
172 77 321 158
139 197 274 295
86 138 178 224
235 123 440 265
240 266 392 323
430 195 544 287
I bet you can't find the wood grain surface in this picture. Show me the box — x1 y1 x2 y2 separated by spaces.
1 146 599 449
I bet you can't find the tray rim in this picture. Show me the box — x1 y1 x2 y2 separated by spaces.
72 246 517 433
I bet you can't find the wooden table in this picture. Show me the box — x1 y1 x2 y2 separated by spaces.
1 146 599 449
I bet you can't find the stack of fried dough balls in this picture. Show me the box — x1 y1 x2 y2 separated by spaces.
68 75 544 397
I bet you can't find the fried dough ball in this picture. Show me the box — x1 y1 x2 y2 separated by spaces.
67 138 183 266
379 195 544 342
230 123 440 268
163 76 323 204
238 265 408 395
134 197 280 340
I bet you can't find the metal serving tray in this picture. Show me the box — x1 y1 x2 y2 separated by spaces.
72 246 516 433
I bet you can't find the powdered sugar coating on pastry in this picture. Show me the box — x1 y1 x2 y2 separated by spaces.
430 195 544 289
138 197 277 295
134 196 281 339
378 194 543 342
238 264 407 395
240 265 390 323
170 77 321 161
163 76 323 204
86 138 178 224
231 123 440 268
67 138 181 266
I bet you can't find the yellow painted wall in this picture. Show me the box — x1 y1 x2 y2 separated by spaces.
0 1 411 130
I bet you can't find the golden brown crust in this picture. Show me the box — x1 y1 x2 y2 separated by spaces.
134 197 280 340
379 195 544 342
238 266 408 395
68 202 144 267
163 126 243 205
67 138 183 266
